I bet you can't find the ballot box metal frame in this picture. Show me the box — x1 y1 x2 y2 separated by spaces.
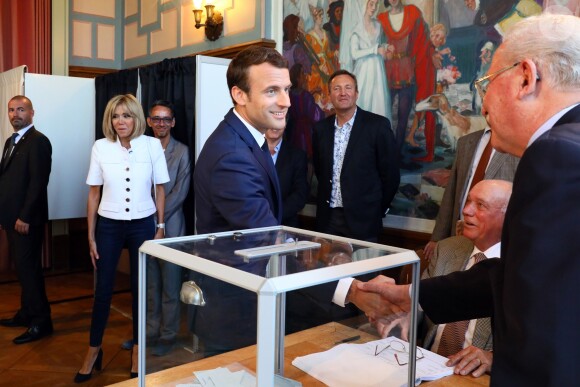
137 225 421 387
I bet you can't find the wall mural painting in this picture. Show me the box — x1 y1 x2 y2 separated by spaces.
283 0 549 231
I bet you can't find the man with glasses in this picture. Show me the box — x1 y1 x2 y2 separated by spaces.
145 100 191 356
353 14 580 386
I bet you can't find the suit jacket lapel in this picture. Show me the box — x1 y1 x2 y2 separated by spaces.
225 110 283 221
320 118 335 177
2 127 35 172
275 140 288 174
165 136 176 165
0 137 11 172
486 152 506 178
225 109 266 164
342 108 363 170
450 239 473 273
554 104 580 126
458 131 484 194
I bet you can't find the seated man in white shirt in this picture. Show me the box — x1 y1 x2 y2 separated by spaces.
344 179 512 378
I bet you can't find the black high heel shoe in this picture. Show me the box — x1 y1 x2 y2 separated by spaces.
130 346 138 378
74 348 103 383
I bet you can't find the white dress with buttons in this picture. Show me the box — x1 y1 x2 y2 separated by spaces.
86 135 170 220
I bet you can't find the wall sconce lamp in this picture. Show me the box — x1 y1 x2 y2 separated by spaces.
192 0 223 41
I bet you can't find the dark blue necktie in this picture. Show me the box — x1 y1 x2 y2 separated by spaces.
1 133 18 171
260 140 282 221
3 133 18 161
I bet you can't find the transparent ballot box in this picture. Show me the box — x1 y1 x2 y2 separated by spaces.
137 226 421 387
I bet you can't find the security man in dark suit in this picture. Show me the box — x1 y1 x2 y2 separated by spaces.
313 69 400 242
0 95 53 344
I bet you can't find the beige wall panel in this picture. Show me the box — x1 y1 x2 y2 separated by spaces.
125 0 138 17
223 0 256 35
124 22 148 60
181 3 207 46
151 9 178 53
52 0 69 75
97 24 115 60
73 0 115 18
72 21 93 58
140 0 158 26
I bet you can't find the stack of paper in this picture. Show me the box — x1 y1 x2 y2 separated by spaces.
179 367 301 387
292 336 453 387
193 368 256 386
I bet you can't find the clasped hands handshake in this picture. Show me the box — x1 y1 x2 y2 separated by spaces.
347 275 411 336
347 275 491 378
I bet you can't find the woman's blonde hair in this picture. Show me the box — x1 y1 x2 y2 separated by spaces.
102 94 146 141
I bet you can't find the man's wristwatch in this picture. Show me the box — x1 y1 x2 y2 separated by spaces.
156 223 165 230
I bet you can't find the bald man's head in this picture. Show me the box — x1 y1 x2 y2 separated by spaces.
461 180 512 250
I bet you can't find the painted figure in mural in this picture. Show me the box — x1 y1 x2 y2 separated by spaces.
323 0 344 69
464 0 542 34
324 1 344 50
472 41 496 113
286 62 325 162
283 14 312 78
340 0 392 121
306 7 336 111
377 0 437 162
430 23 453 70
464 0 517 26
405 22 453 148
494 0 543 35
284 0 313 31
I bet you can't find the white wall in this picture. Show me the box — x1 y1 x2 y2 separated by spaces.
25 73 95 220
194 55 232 162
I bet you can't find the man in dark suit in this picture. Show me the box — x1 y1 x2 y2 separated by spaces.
310 70 399 324
265 126 309 227
354 14 580 386
192 46 289 355
313 69 400 242
423 128 519 260
194 46 287 234
0 95 53 344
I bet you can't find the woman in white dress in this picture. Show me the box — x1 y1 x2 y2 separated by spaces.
339 0 392 121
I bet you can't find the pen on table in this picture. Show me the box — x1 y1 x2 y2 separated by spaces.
334 335 360 344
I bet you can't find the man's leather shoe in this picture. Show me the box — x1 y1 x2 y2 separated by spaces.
13 322 53 344
0 316 29 328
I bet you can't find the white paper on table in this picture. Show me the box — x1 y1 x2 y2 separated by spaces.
292 336 453 387
193 368 219 386
193 367 257 387
239 370 257 387
192 366 301 386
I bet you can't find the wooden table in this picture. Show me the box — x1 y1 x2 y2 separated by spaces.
109 322 489 387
